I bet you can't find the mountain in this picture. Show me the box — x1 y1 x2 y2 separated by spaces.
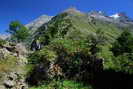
25 11 133 34
25 15 53 32
1 8 133 89
30 8 133 72
0 34 10 40
110 13 131 21
110 13 123 19
88 11 133 27
31 9 122 49
26 8 133 89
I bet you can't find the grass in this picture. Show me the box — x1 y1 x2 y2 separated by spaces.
30 80 93 89
0 55 18 73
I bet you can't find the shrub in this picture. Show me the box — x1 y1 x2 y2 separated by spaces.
0 39 6 46
29 48 57 64
0 55 18 73
111 30 133 56
113 53 133 74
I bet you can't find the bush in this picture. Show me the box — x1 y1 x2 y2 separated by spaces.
111 30 133 56
0 39 6 46
50 38 89 53
0 55 18 73
113 53 133 74
28 37 104 85
29 48 57 64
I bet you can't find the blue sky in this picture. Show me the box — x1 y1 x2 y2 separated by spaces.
0 0 133 33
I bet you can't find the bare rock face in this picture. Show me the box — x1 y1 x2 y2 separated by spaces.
0 42 28 58
25 15 52 32
3 72 27 89
25 15 53 46
0 34 10 40
15 43 28 57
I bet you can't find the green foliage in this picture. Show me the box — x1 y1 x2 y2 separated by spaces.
87 29 108 55
28 37 95 85
111 30 133 56
8 21 30 42
30 80 92 89
0 55 18 73
0 39 6 46
97 45 115 69
109 30 133 73
113 53 133 74
29 48 57 64
8 21 21 34
28 10 133 88
50 38 89 53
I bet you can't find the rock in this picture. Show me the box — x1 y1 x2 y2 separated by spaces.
0 34 10 40
4 80 15 88
0 85 5 89
15 43 27 57
48 63 64 79
3 72 27 89
31 39 41 51
25 15 52 32
0 48 10 60
3 72 17 88
0 42 28 89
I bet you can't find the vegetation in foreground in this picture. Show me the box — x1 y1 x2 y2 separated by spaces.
30 80 92 89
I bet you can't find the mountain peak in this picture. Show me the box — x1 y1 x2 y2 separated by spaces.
110 13 127 19
63 7 84 15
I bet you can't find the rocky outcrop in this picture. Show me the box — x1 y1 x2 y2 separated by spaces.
3 72 27 89
0 43 28 58
25 15 52 32
0 42 28 89
0 48 10 60
88 11 133 27
0 34 10 40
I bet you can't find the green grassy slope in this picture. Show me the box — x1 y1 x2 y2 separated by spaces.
31 9 124 70
28 9 133 89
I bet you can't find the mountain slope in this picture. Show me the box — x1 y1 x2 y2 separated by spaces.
29 8 133 73
25 15 53 32
31 8 122 48
88 11 133 28
26 9 133 89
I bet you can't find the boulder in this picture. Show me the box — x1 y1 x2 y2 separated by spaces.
0 48 10 60
3 72 27 89
4 80 15 88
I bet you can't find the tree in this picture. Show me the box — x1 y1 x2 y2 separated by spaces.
87 29 107 55
7 21 30 42
111 30 133 56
